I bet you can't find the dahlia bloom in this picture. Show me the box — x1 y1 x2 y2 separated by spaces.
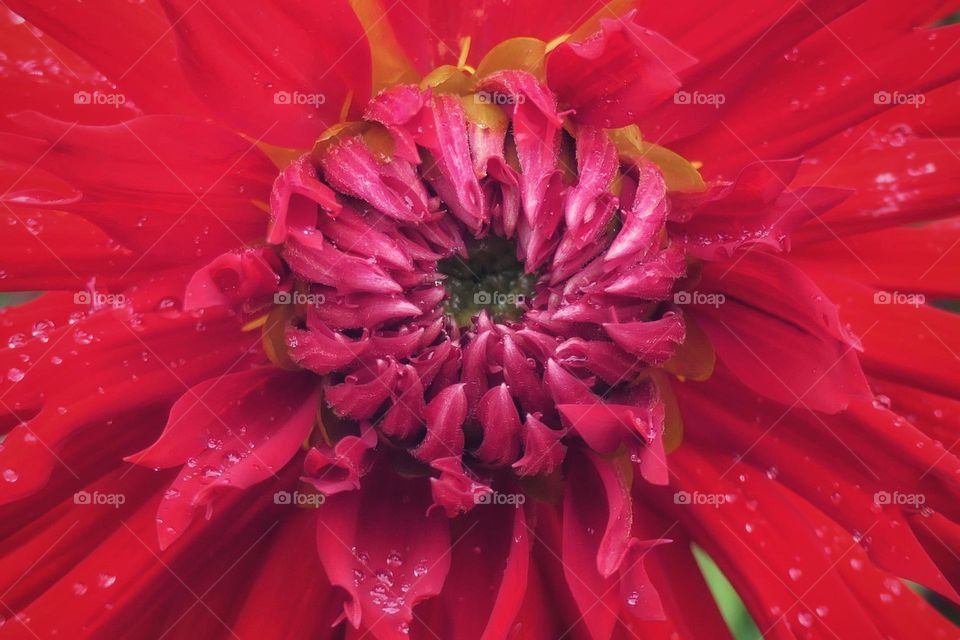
2 1 960 638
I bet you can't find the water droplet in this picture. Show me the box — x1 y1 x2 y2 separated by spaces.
2 469 18 483
97 574 116 589
797 611 814 628
412 563 428 578
788 567 802 581
72 582 87 596
6 368 24 382
386 550 403 567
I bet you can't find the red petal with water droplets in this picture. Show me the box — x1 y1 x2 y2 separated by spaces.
303 425 377 496
287 322 370 375
126 368 319 549
441 499 530 639
157 0 370 147
184 247 281 312
283 231 403 295
564 126 619 232
325 360 399 421
364 85 426 164
606 162 668 263
412 94 486 231
315 467 450 638
482 71 563 224
318 136 427 223
412 384 467 462
475 383 522 465
546 10 697 128
268 156 340 244
604 313 686 365
2 114 275 265
428 457 491 517
4 0 204 118
513 414 566 477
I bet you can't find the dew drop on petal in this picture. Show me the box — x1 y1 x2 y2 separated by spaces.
2 469 18 483
97 574 116 589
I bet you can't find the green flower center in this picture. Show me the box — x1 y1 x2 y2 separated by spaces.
439 237 535 326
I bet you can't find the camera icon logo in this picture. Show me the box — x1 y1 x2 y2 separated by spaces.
673 490 691 505
873 291 891 304
273 491 292 505
673 291 692 304
474 291 492 305
873 91 892 105
74 291 92 305
274 291 293 305
73 490 92 505
273 91 292 105
874 491 892 505
73 91 92 105
673 91 692 105
474 491 493 504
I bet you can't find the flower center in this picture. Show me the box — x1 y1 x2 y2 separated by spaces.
263 66 702 481
438 236 535 326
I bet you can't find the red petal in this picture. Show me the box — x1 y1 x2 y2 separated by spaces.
5 0 204 117
268 156 340 244
183 247 281 312
2 114 274 264
157 0 371 147
315 467 451 638
546 11 696 128
440 499 530 639
513 414 566 477
412 384 467 462
603 313 686 365
694 288 871 414
303 425 377 496
475 383 522 465
126 368 319 549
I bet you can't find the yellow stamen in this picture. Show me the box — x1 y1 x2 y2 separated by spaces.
242 314 268 332
544 33 570 53
457 36 472 69
339 90 354 123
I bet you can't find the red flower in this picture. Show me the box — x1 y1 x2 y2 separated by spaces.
1 2 960 639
